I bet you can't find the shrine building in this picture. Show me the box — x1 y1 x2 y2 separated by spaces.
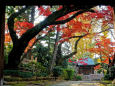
76 58 97 75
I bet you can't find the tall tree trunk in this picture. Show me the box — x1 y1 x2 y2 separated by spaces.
5 41 29 69
30 6 35 23
48 34 51 51
50 30 59 73
0 5 5 86
56 42 63 66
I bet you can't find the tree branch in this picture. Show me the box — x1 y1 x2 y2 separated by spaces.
8 6 32 43
58 27 112 60
63 28 113 59
20 28 53 62
63 36 85 59
57 34 87 54
19 6 94 43
109 29 115 40
52 9 95 25
69 34 87 39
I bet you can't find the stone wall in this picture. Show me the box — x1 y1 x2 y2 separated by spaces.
78 74 104 81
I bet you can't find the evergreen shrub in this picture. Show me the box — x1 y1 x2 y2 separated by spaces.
4 70 33 78
76 75 82 80
61 68 74 80
104 74 110 80
53 66 63 77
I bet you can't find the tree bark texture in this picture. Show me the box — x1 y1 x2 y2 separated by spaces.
5 41 28 69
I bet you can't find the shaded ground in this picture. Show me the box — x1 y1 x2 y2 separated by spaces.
4 80 63 86
50 81 105 86
4 80 114 86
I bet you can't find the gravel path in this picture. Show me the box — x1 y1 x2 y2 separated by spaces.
50 81 104 86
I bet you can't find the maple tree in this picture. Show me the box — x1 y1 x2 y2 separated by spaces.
4 4 115 70
5 5 94 69
94 64 101 70
5 21 37 54
54 11 97 67
68 57 88 65
88 34 115 77
88 36 115 65
1 2 115 86
68 12 94 60
66 6 114 64
5 6 36 54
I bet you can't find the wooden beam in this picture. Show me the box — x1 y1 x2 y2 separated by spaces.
0 5 5 86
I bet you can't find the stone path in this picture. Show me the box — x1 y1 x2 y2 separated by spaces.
4 81 108 86
50 81 104 86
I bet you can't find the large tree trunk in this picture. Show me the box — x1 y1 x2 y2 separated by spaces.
5 41 28 69
0 5 5 86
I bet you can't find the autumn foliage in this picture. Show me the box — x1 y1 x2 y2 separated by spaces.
68 57 88 65
5 5 115 69
56 6 113 45
5 23 12 46
38 6 52 16
64 6 114 66
94 64 101 70
88 36 115 64
14 21 34 36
